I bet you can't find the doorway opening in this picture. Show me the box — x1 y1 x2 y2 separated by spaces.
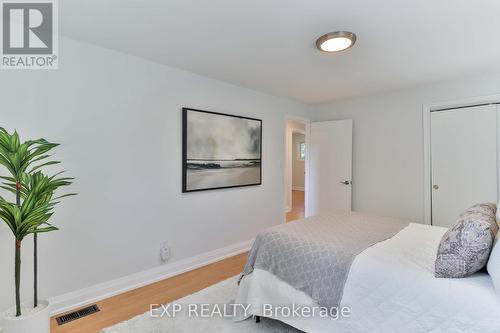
285 119 308 222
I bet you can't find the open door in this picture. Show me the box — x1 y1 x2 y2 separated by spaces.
308 119 353 216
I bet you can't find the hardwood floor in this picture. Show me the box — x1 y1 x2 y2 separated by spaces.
286 190 305 222
50 253 248 333
51 194 303 332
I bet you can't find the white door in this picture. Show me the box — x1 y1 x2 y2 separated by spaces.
308 119 353 216
431 104 498 227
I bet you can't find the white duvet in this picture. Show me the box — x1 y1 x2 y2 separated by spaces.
235 223 500 333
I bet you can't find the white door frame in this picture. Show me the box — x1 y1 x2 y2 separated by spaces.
284 116 311 221
422 93 500 225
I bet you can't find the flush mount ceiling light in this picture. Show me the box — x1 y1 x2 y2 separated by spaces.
315 31 357 53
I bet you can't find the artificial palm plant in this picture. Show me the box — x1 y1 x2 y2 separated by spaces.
0 128 74 316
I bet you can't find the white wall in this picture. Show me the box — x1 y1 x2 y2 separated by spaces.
0 38 309 311
292 133 305 189
312 71 500 223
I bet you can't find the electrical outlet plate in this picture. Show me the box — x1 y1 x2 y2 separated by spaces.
160 241 170 262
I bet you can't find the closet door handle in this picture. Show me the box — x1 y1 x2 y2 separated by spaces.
340 180 351 185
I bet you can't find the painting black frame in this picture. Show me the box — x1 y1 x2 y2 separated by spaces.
182 107 263 193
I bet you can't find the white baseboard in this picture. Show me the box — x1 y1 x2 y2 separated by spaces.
49 239 254 316
292 186 304 191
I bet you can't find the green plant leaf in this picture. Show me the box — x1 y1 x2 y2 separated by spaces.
0 128 76 243
30 160 60 173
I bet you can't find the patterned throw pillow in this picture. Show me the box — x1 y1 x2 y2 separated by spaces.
435 203 499 278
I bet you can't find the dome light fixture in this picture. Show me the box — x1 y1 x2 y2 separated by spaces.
316 31 357 53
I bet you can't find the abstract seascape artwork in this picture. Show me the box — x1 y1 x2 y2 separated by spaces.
182 108 262 192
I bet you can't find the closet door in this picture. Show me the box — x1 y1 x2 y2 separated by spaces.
431 104 498 227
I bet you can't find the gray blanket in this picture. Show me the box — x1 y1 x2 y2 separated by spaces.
241 211 408 309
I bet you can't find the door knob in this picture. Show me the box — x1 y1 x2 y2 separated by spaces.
433 184 439 190
340 180 351 185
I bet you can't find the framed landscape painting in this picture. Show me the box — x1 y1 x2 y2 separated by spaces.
182 108 262 192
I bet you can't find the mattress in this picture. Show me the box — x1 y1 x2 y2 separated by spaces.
235 223 500 332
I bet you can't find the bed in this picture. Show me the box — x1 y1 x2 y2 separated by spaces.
234 211 500 333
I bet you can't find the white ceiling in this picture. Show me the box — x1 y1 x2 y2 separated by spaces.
61 0 500 104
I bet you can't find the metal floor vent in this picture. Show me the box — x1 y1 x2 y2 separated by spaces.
56 304 100 325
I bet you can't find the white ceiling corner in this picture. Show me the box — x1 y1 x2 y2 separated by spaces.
61 0 500 104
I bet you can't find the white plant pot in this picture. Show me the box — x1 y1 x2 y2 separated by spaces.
1 300 50 333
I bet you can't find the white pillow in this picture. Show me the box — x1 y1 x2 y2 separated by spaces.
497 203 500 223
496 200 500 222
489 203 500 295
488 234 500 295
